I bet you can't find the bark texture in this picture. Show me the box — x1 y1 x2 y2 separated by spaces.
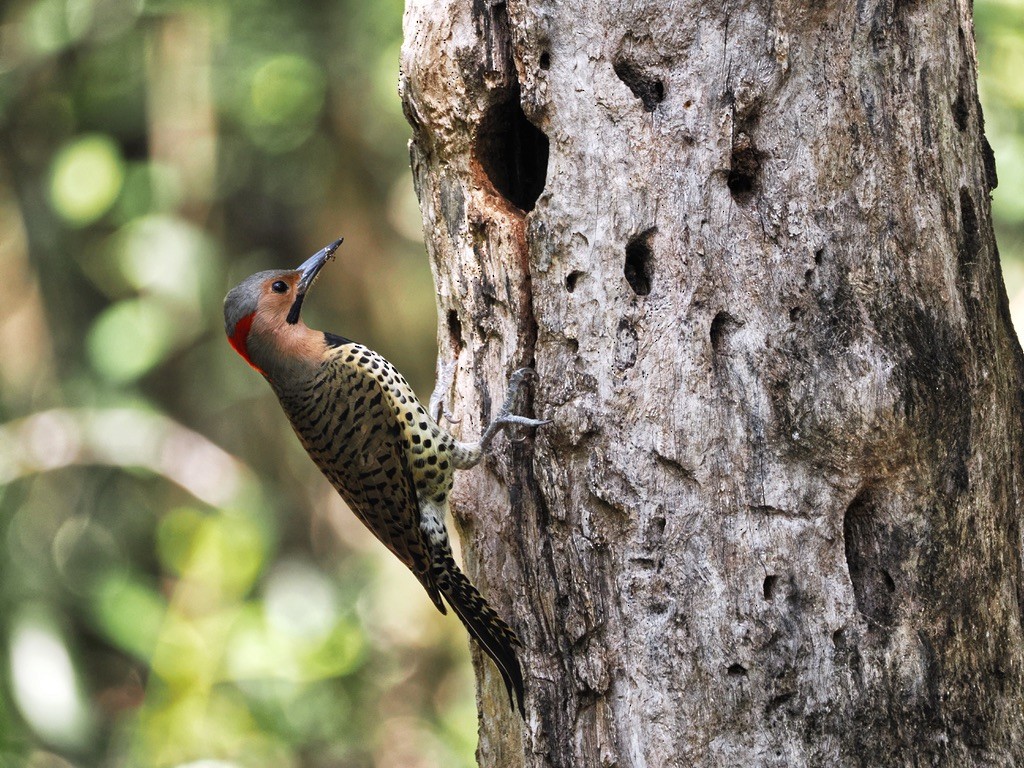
400 1 1024 766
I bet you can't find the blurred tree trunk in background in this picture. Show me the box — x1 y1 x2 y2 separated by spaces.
401 0 1024 765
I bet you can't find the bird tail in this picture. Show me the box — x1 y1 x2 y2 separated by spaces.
432 552 525 716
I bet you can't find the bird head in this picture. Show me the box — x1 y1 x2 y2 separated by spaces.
223 238 342 379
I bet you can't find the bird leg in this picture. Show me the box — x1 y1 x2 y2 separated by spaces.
455 367 550 468
429 358 461 424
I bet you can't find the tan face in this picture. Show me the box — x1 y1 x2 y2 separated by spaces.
255 272 303 326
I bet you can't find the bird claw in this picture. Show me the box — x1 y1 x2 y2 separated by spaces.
467 367 550 454
505 416 552 442
495 414 550 429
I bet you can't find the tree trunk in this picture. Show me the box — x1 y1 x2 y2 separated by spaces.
400 1 1024 765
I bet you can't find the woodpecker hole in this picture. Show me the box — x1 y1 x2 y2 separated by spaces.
982 135 998 191
474 88 549 213
624 227 655 296
539 51 551 70
447 310 464 353
728 132 761 202
763 575 778 601
565 270 583 293
789 306 804 322
710 311 741 354
843 490 897 627
952 91 969 132
613 56 665 112
727 663 748 677
959 188 979 248
953 69 971 132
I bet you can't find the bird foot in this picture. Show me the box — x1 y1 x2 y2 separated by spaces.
479 368 549 449
429 358 461 424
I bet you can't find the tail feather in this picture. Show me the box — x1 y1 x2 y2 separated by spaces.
433 554 525 716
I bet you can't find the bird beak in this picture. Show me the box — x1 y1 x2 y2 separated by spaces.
286 238 343 325
296 238 343 296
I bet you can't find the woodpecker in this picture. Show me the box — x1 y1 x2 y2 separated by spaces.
223 239 547 714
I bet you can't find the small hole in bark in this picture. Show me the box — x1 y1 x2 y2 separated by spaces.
565 270 583 292
624 228 655 296
953 91 969 131
475 87 550 212
727 132 761 202
883 570 896 592
539 51 551 70
763 575 778 600
815 249 825 265
953 69 971 132
727 171 754 198
832 628 846 648
727 663 748 677
767 692 795 714
710 311 741 353
447 310 464 352
982 135 998 191
789 307 804 322
613 57 665 111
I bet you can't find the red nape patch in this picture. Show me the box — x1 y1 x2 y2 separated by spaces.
227 312 266 375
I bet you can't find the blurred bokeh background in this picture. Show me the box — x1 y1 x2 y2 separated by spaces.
0 0 473 766
0 1 1021 766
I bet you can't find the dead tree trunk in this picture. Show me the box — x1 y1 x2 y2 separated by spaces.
400 1 1024 765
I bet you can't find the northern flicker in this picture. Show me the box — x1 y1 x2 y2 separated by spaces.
223 239 546 713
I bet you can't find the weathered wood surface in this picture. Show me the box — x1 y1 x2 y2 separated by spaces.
400 1 1024 765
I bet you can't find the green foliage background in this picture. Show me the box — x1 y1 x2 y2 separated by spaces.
0 1 1020 766
0 1 472 766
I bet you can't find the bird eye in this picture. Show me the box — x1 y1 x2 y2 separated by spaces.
271 280 288 294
